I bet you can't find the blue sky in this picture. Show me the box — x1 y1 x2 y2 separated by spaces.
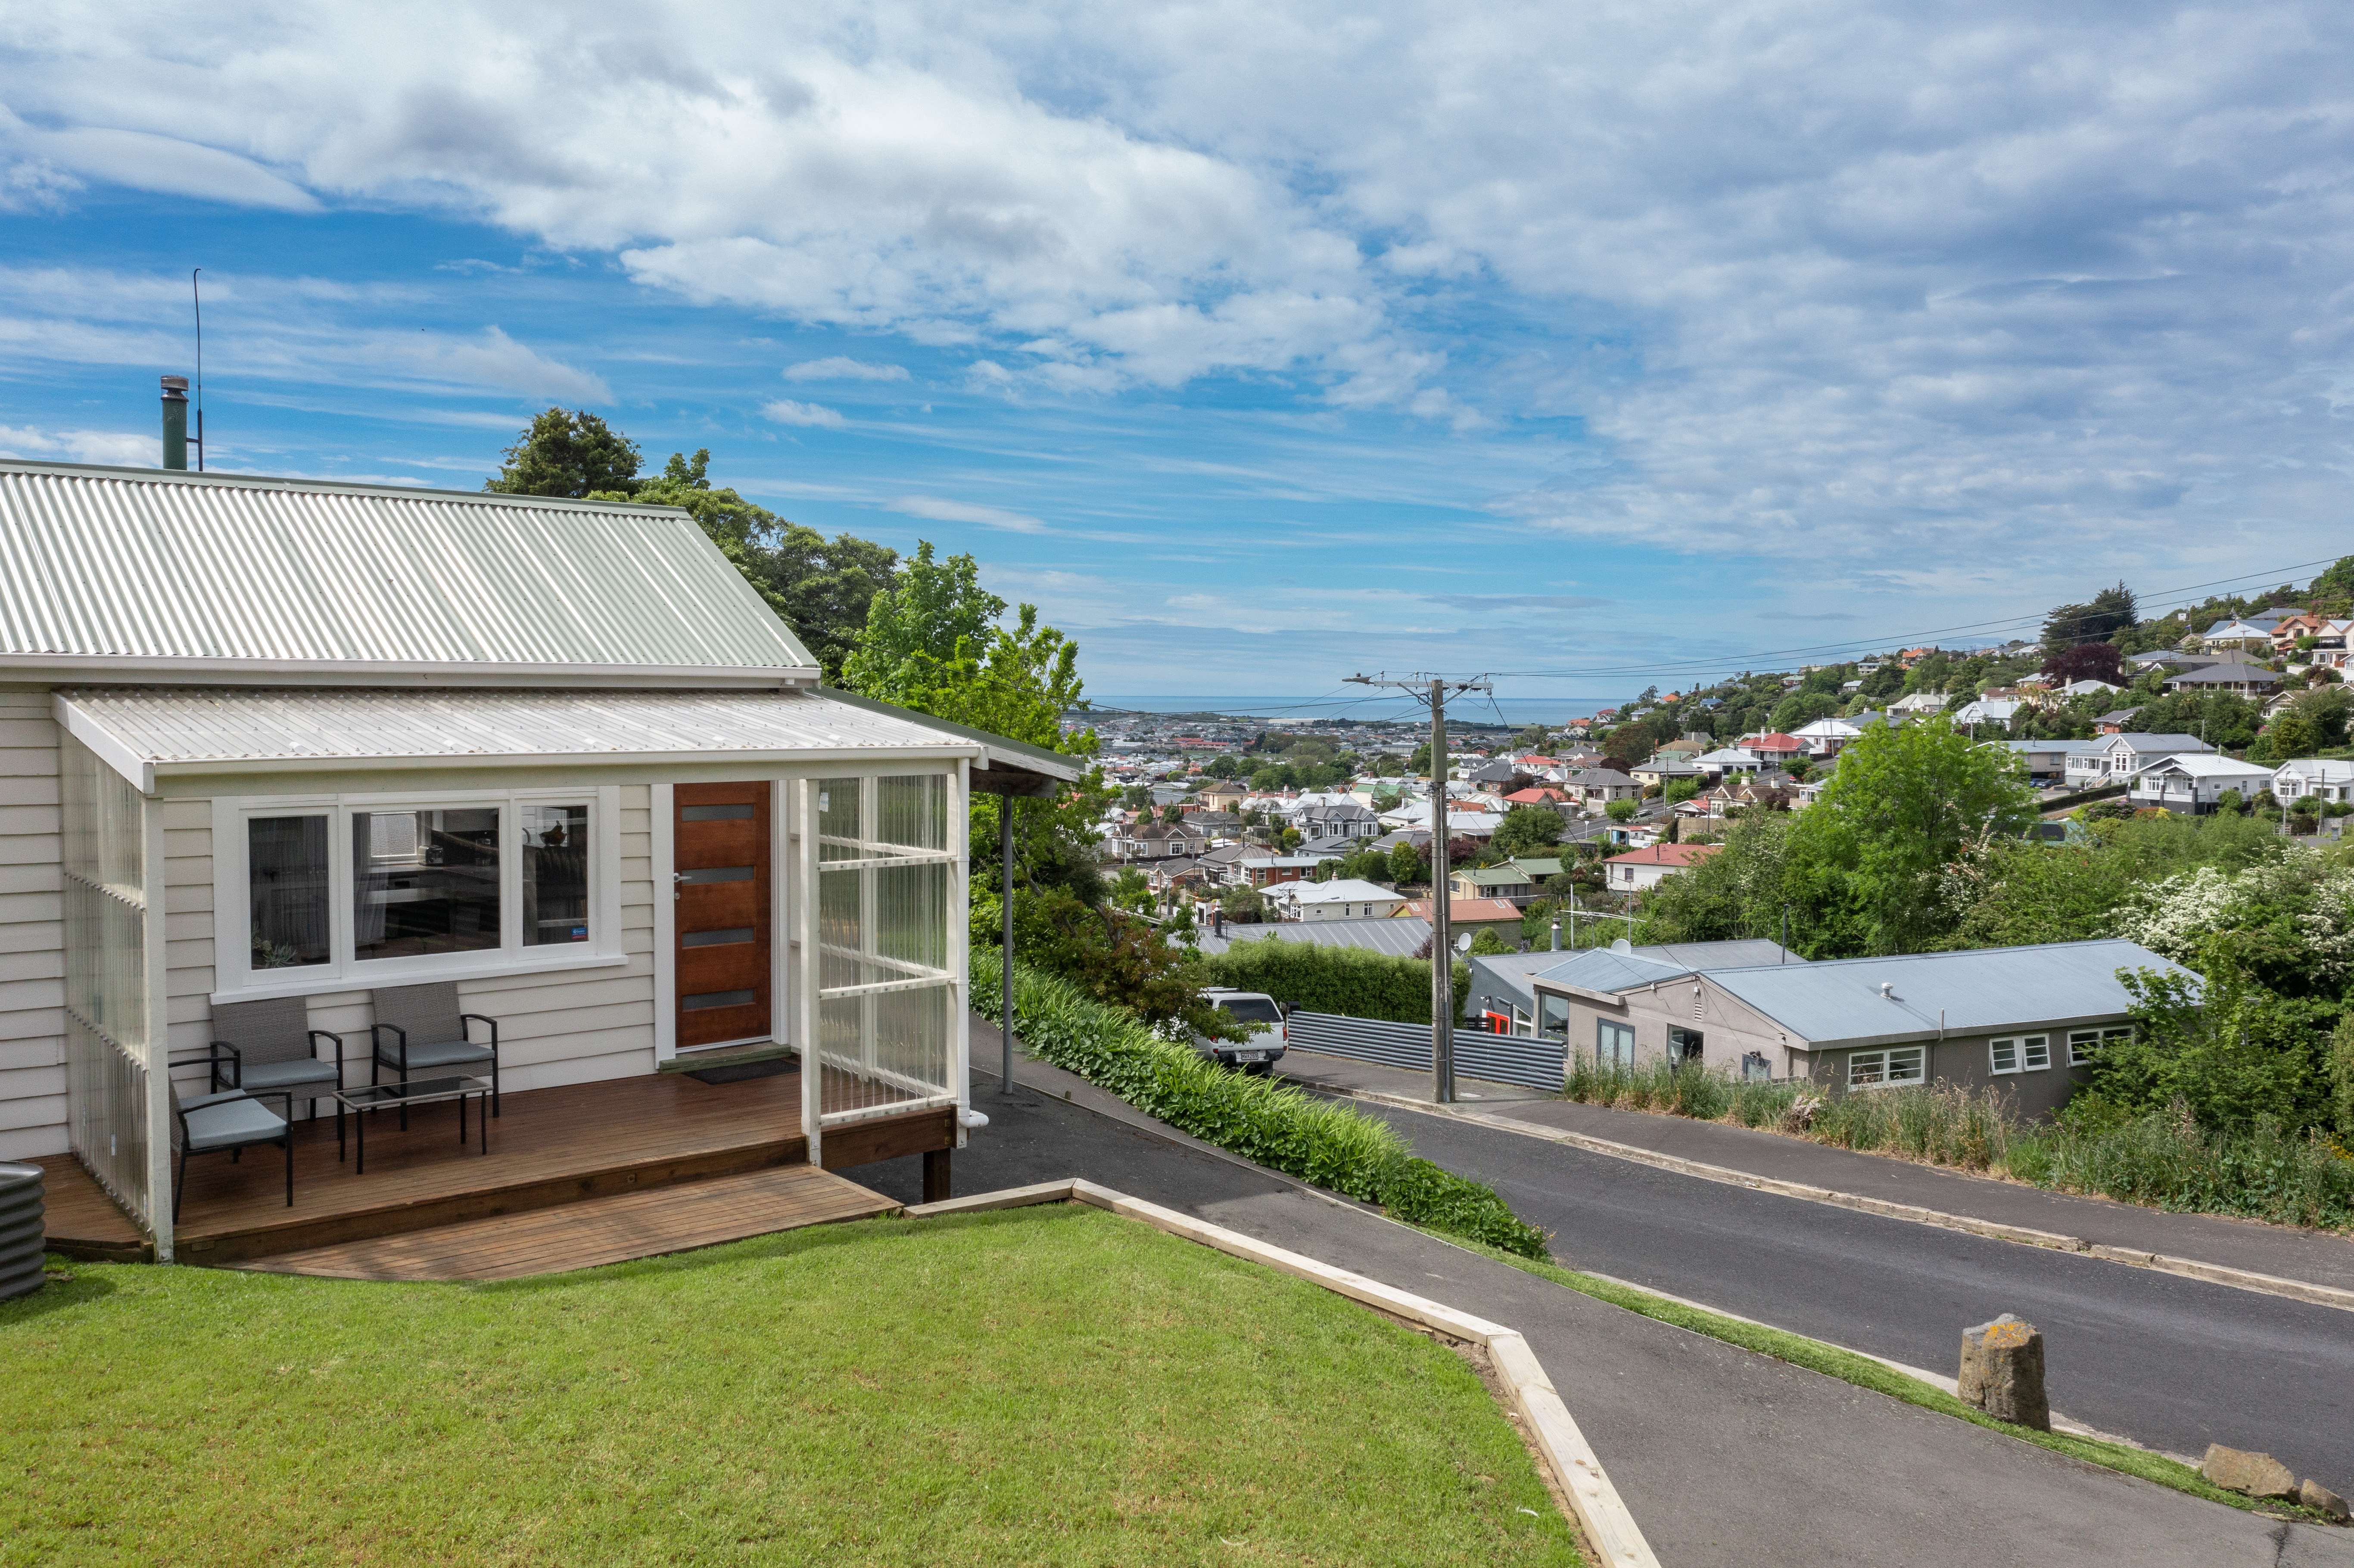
4 3 2351 710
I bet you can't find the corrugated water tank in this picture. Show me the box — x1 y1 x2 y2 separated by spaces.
0 1162 45 1300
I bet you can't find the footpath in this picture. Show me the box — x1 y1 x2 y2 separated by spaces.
846 1024 2354 1568
1275 1048 2354 1305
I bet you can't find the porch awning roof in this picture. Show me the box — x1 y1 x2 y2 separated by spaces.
54 685 1057 790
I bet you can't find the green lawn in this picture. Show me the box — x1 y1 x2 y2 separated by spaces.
3 1205 1580 1567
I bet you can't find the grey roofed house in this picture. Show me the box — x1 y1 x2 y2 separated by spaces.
2094 707 2143 728
1195 915 1431 958
2126 650 2216 671
2161 661 2280 694
1529 940 1804 1005
1534 937 2192 1116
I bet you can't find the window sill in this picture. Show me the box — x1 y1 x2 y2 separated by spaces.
210 948 631 1007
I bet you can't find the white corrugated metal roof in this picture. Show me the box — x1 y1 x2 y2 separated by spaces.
1700 939 2193 1048
58 687 975 788
0 461 817 681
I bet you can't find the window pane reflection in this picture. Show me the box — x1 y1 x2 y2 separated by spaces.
353 809 501 961
523 804 591 946
249 815 329 969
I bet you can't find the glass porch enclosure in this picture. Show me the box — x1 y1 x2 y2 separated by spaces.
59 733 165 1246
798 772 966 1153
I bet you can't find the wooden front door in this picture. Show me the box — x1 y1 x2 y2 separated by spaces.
675 782 772 1048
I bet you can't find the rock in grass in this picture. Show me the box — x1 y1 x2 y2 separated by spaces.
1956 1313 2050 1430
2297 1479 2349 1522
2198 1445 2298 1500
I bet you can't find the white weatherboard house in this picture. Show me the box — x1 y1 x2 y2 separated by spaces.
0 459 1076 1260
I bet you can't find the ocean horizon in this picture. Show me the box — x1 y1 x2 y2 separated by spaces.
1083 693 1633 726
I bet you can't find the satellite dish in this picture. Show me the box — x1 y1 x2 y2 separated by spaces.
1611 938 1632 954
1456 933 1474 952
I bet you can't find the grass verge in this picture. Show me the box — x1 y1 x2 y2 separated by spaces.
5 1206 1579 1567
975 946 1551 1257
1563 1059 2354 1233
1423 1229 2332 1527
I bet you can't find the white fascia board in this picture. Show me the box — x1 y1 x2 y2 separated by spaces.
5 655 821 688
148 743 981 779
52 692 153 793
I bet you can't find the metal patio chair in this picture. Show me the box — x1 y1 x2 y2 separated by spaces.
369 982 501 1126
169 1076 294 1220
206 996 347 1120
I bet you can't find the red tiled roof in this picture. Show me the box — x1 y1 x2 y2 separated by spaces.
1604 843 1722 868
1503 787 1569 804
1396 898 1523 923
1750 733 1802 748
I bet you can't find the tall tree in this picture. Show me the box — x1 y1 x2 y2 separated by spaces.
838 542 1005 703
486 408 643 497
2042 581 2139 653
1786 717 2037 953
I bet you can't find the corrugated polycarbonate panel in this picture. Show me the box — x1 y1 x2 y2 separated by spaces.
59 687 979 767
0 463 815 672
1286 1011 1569 1092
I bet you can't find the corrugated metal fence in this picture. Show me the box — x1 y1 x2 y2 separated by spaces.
1287 1011 1566 1092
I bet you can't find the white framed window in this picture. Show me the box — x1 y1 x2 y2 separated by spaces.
2021 1035 2050 1071
1597 1019 1635 1070
2069 1026 2131 1066
214 785 624 1003
1990 1037 2018 1073
1849 1045 1925 1089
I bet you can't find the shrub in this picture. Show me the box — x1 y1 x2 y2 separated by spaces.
1196 939 1468 1025
975 947 1551 1257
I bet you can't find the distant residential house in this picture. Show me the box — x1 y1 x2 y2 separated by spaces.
1197 782 1249 812
1466 759 1529 796
1742 731 1806 765
1184 808 1245 837
1272 877 1409 922
2274 758 2354 805
1393 897 1525 933
1603 841 1722 892
1690 747 1764 779
1562 768 1641 808
1889 691 1949 716
1652 733 1713 761
2127 753 2277 814
1295 798 1382 840
1999 738 2074 786
1510 856 1566 884
1116 818 1208 859
2061 732 2216 789
2272 615 2353 669
2198 611 2295 656
2127 650 2217 675
1627 759 1703 790
1789 716 1867 756
1501 785 1574 808
1451 864 1538 902
2162 661 2280 698
1239 853 1325 888
1529 937 2189 1116
1950 697 2023 732
2094 708 2142 734
2056 678 2124 700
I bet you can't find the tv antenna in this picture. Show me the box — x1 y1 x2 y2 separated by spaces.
190 268 207 472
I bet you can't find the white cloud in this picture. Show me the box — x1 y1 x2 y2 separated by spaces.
783 357 910 383
392 326 608 401
887 495 1049 533
760 398 845 427
0 423 158 466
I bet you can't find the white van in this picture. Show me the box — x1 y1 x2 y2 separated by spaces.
1196 988 1288 1075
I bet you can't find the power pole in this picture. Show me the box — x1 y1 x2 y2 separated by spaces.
1346 670 1491 1102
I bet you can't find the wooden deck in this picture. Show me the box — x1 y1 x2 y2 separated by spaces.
36 1067 953 1267
237 1165 900 1281
26 1154 150 1262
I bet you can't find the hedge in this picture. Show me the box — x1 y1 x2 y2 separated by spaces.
1197 938 1471 1025
973 946 1549 1258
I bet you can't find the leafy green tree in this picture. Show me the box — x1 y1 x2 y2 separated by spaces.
486 407 642 497
1160 803 1186 824
1467 928 1516 957
2267 710 2318 759
1388 840 1426 886
1122 784 1154 809
2041 582 2138 654
1787 718 2036 953
1605 798 1640 823
1635 813 1795 946
1663 777 1702 803
1490 804 1565 859
1768 691 1841 734
839 541 1004 703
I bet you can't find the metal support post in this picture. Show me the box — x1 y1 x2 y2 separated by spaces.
1002 794 1017 1094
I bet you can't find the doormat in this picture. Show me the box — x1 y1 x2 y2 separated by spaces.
687 1058 793 1085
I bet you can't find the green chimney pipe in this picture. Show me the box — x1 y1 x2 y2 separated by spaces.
160 376 189 470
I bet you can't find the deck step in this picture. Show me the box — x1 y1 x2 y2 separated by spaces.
234 1166 900 1282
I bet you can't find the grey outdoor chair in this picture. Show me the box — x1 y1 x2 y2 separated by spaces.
370 982 501 1126
208 996 347 1120
169 1074 293 1219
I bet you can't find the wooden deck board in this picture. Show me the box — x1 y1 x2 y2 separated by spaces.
26 1155 149 1262
238 1166 900 1281
170 1069 811 1264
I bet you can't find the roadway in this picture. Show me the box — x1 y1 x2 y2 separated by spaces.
1324 1093 2354 1488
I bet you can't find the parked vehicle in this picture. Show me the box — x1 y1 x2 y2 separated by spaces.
1196 987 1287 1075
